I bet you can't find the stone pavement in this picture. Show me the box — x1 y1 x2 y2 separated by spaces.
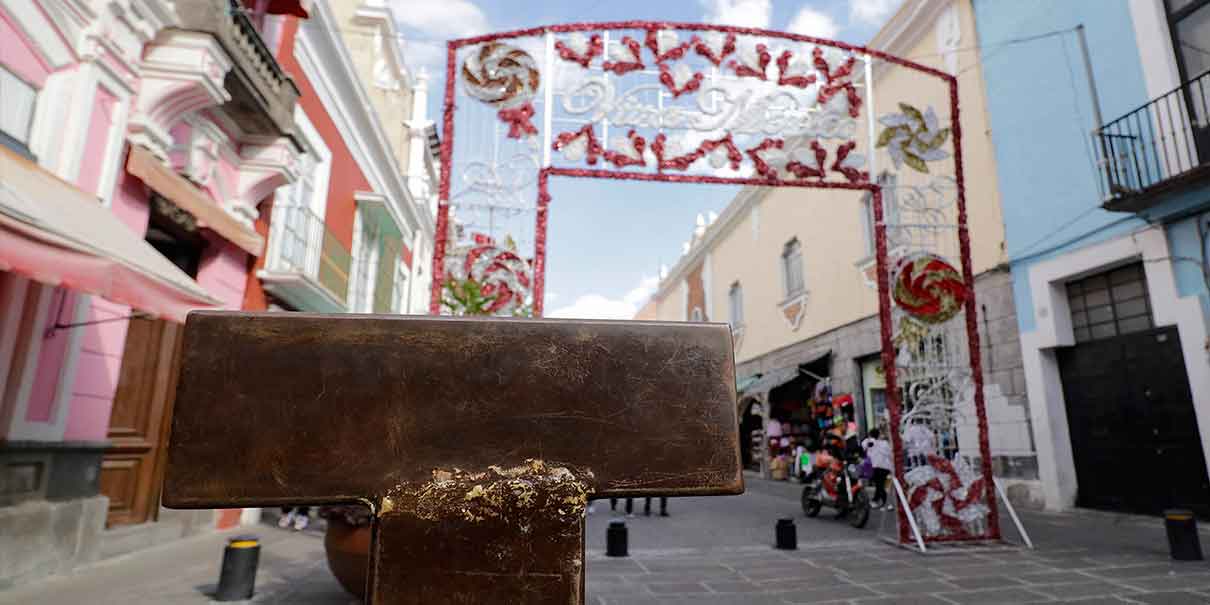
3 475 1209 604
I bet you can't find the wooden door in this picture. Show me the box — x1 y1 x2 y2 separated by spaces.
100 318 184 527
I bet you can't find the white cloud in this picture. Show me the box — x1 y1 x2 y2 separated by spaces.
787 7 840 39
850 0 902 25
547 276 659 320
389 0 492 39
403 38 447 73
700 0 772 29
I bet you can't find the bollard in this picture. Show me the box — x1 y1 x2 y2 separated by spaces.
606 520 628 557
214 535 260 601
775 518 797 550
1164 510 1204 561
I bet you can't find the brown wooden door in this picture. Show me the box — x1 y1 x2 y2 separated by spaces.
100 318 184 527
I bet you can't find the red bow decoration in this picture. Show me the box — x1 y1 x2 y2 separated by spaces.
497 103 537 139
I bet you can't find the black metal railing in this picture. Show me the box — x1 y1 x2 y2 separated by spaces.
1098 69 1210 199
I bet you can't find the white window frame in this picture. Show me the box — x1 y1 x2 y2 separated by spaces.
392 262 410 314
277 108 332 217
781 238 805 298
349 208 382 313
267 108 332 276
0 65 37 153
728 281 744 327
861 173 897 257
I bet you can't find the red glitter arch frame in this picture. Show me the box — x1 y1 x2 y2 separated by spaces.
428 21 997 546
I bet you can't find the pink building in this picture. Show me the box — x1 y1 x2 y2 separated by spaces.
0 0 304 584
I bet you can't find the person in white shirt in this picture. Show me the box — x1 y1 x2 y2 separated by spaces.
861 429 894 510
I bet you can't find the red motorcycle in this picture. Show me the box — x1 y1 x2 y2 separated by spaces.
800 433 871 529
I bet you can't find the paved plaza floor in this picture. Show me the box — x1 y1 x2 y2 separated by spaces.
3 475 1209 604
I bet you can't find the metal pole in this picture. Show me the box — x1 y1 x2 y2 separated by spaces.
891 476 926 552
864 52 877 180
1074 24 1113 196
542 31 555 168
994 478 1034 549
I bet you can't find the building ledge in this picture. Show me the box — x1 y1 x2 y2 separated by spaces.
259 270 347 313
173 0 300 144
1102 163 1210 214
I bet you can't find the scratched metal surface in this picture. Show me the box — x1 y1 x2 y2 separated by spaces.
162 311 743 509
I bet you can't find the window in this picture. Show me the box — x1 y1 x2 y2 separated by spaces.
690 307 703 321
0 66 37 156
861 173 897 256
728 282 744 327
392 262 409 314
349 211 382 313
1066 263 1154 343
781 238 804 297
267 109 330 275
1168 0 1210 82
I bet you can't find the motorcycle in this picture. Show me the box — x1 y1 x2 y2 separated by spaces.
800 434 871 529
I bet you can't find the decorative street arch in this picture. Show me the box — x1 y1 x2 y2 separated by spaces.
429 22 999 546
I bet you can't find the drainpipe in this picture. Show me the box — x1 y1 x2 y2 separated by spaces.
1074 24 1113 199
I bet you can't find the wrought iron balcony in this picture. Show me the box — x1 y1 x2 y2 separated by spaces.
1097 69 1210 212
173 0 301 142
259 205 351 312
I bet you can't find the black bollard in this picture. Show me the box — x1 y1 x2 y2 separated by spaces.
775 518 797 550
214 535 260 601
606 520 628 557
1164 510 1204 561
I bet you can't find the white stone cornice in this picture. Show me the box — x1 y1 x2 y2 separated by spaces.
238 138 303 209
126 30 233 162
353 2 411 90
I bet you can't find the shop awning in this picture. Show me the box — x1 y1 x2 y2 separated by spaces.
126 145 264 256
738 366 800 398
735 375 762 395
0 146 222 323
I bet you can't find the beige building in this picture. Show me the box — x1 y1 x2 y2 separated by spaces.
640 0 1040 505
329 0 441 313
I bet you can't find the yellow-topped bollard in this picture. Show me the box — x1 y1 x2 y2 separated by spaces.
215 535 261 601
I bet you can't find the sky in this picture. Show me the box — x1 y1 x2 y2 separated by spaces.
387 0 903 318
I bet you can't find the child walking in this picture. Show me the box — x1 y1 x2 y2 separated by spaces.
862 429 894 510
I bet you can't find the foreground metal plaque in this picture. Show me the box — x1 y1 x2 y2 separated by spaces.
163 311 743 604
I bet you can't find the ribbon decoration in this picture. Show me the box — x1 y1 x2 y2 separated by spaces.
497 103 538 139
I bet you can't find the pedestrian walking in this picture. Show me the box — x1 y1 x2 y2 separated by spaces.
278 506 311 531
644 497 669 516
861 429 894 510
610 497 636 518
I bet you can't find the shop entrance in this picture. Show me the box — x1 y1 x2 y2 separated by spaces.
1056 264 1209 516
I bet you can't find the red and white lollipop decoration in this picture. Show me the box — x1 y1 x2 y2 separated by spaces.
462 42 541 139
892 253 967 324
462 234 532 314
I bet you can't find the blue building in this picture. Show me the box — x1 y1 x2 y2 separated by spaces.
973 0 1210 514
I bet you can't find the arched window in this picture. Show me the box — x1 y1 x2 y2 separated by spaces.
781 238 804 297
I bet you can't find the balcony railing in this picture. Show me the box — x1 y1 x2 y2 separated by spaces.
1097 69 1210 210
174 0 301 141
261 205 350 311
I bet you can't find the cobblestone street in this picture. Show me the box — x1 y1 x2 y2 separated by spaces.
3 475 1209 604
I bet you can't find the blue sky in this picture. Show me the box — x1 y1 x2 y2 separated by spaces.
389 0 901 318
